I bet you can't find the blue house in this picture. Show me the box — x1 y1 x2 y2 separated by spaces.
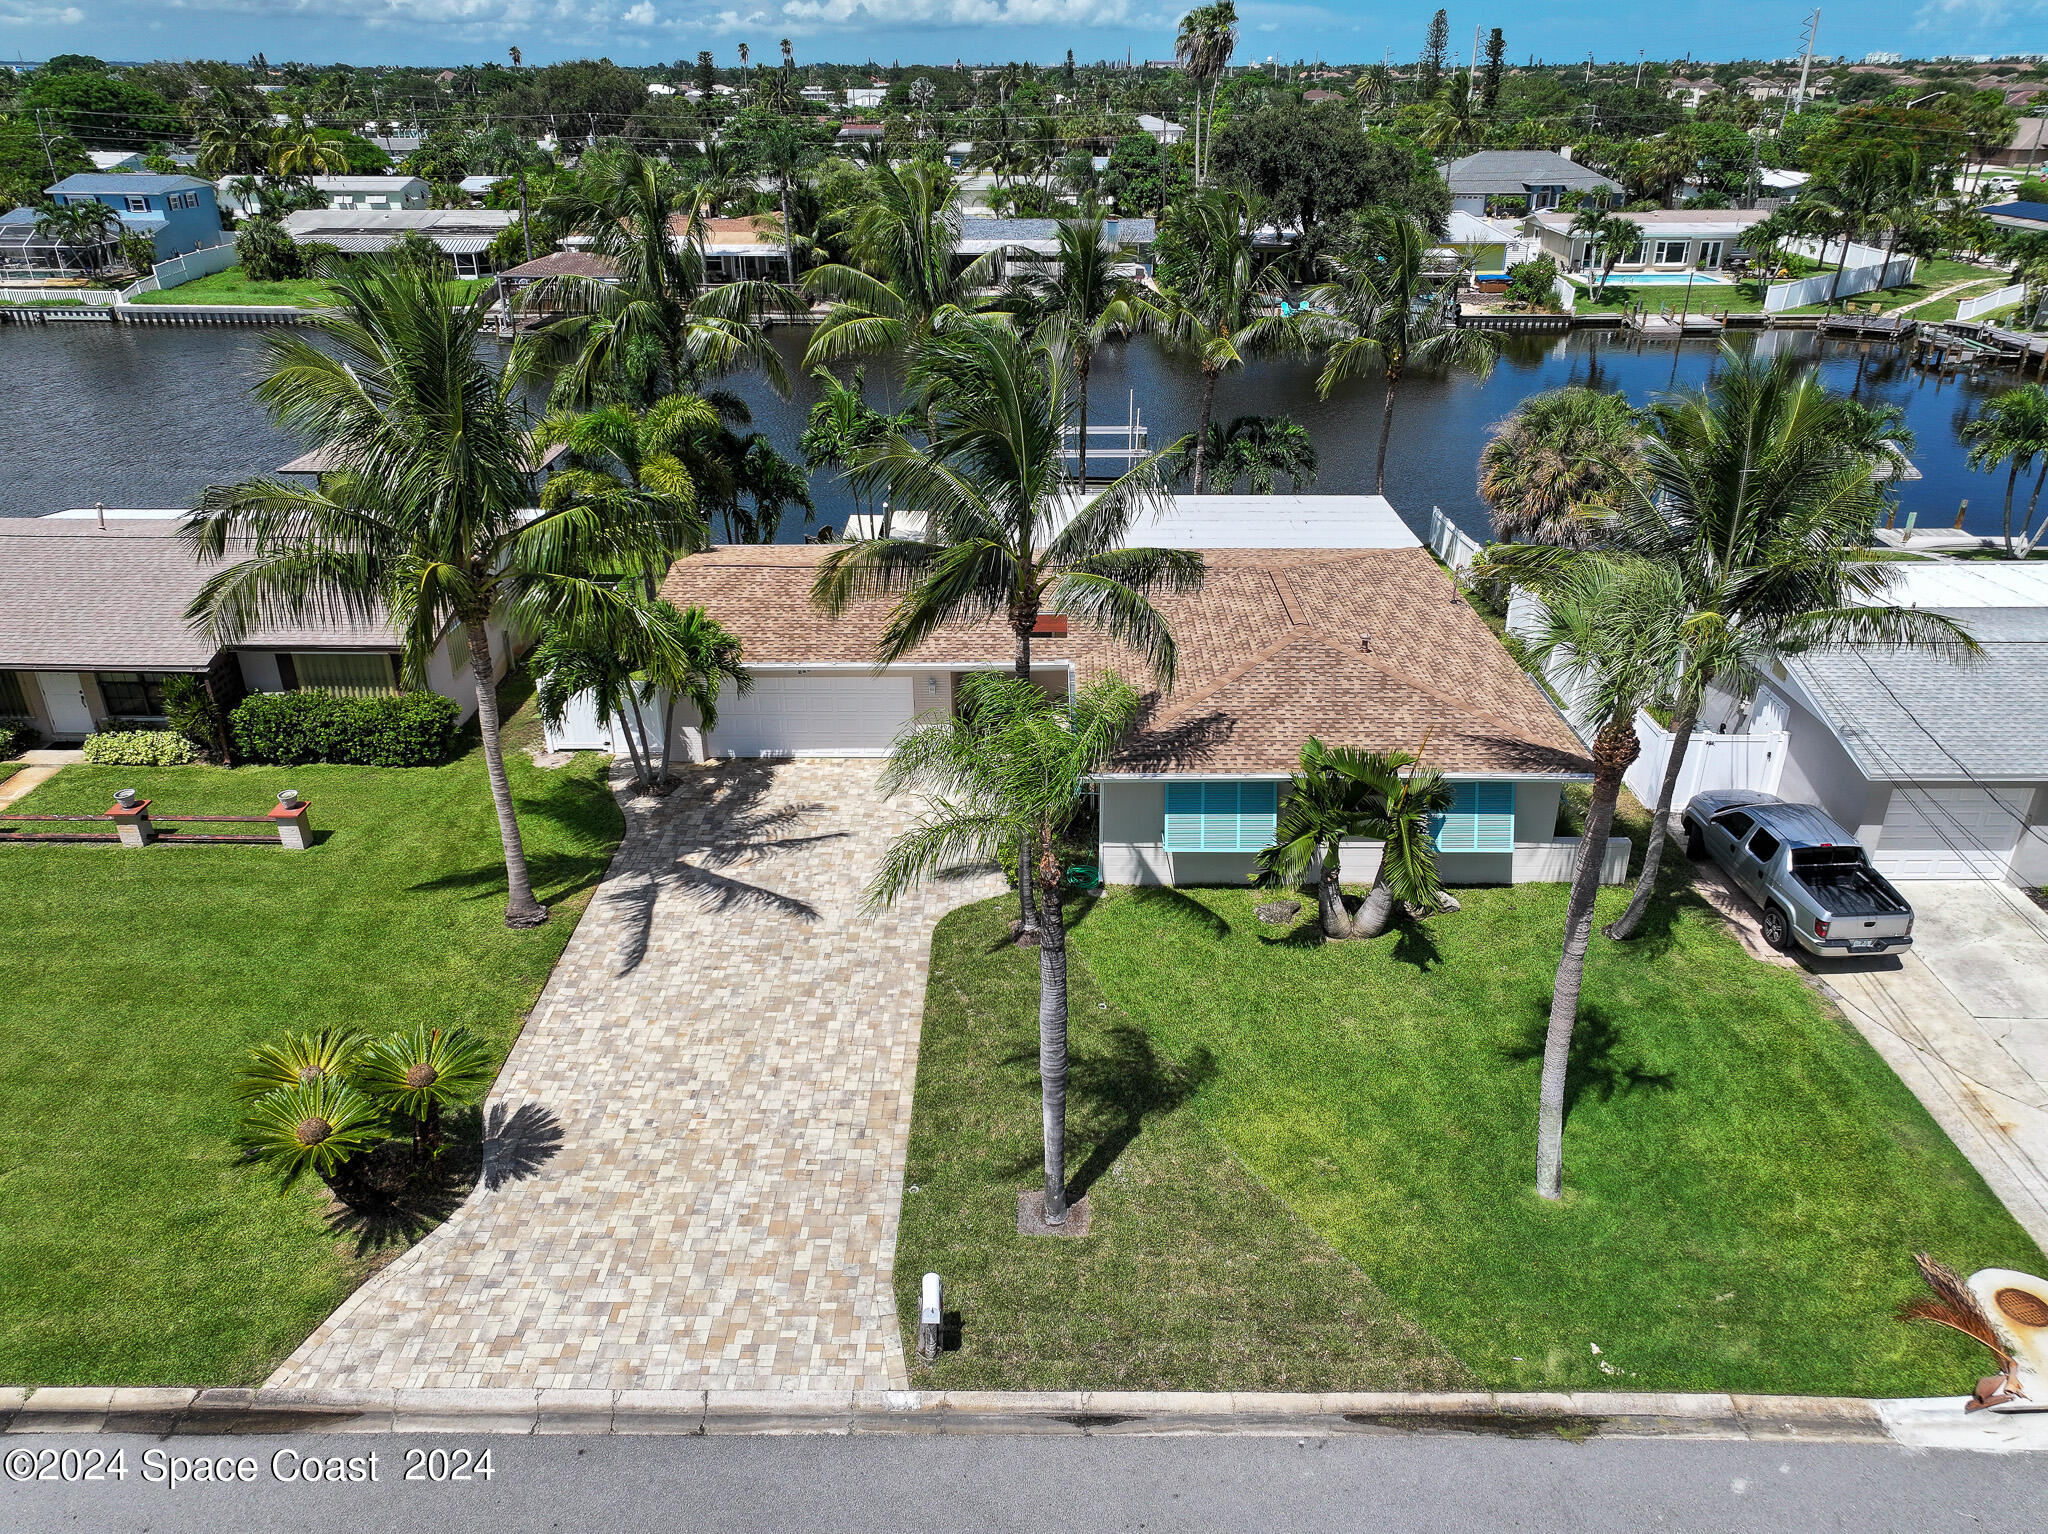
44 173 225 261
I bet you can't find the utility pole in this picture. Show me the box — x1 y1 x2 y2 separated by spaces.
1792 9 1819 114
1470 25 1482 101
33 107 55 183
1585 53 1593 85
1635 51 1645 90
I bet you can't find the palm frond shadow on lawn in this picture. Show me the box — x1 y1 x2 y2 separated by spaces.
1501 1005 1679 1121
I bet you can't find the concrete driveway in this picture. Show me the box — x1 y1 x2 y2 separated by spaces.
1820 880 2048 1252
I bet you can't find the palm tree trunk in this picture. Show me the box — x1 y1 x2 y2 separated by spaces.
780 183 796 287
1825 230 1850 310
1033 828 1071 1225
1076 350 1090 487
658 689 677 782
1605 692 1696 941
622 687 658 786
2004 458 2021 556
1536 717 1637 1200
1014 626 1039 943
1351 874 1399 939
1316 841 1354 939
2023 459 2048 553
465 621 548 929
1191 366 1219 493
1374 363 1399 495
614 698 651 787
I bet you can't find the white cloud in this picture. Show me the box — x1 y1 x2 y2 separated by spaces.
775 0 1133 27
0 0 85 22
620 0 656 20
1913 0 2048 32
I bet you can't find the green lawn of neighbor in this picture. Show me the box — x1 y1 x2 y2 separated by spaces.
132 268 494 308
898 839 2042 1397
0 679 621 1386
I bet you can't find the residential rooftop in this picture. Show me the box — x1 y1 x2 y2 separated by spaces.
1443 151 1624 195
46 173 211 196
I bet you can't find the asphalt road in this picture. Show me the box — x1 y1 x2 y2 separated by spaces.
5 1431 2046 1533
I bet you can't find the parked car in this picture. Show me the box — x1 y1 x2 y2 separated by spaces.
1682 790 1915 957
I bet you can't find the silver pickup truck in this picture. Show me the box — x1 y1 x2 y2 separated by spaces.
1682 790 1915 957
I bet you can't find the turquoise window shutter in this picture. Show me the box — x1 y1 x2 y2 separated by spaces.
1163 782 1279 852
1432 782 1516 853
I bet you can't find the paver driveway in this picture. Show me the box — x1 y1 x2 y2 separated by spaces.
270 759 1004 1393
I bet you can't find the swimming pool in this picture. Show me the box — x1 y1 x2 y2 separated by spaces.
1590 272 1738 287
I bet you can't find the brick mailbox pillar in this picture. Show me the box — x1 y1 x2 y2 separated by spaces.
268 798 314 852
106 797 155 849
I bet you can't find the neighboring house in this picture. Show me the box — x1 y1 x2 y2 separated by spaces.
835 122 887 143
1665 78 1716 109
277 208 517 275
494 249 622 315
1984 200 2048 236
1303 89 1340 104
308 175 430 211
459 175 506 202
1531 207 1770 274
845 86 888 108
1434 209 1515 277
14 173 225 268
1661 564 2048 887
956 215 1158 273
87 150 146 173
1135 114 1186 146
0 514 512 741
652 497 1625 889
1444 150 1622 215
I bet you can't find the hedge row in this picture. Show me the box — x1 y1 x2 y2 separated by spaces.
229 691 459 768
81 730 201 767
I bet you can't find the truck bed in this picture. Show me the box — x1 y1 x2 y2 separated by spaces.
1790 849 1911 919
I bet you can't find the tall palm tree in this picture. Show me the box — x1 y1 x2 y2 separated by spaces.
1135 188 1301 493
1567 207 1641 298
33 200 120 272
749 114 816 287
1417 73 1482 156
1478 387 1642 546
1487 555 1683 1200
1172 413 1318 493
799 365 909 534
1961 383 2048 556
869 670 1143 1227
266 118 346 180
1174 2 1238 184
801 161 1003 368
534 395 724 573
183 261 702 928
1307 208 1500 495
1004 216 1142 485
1255 740 1453 941
1491 352 1979 946
514 148 796 409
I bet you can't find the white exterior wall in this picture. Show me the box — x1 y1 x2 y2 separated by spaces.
2016 786 2048 888
1769 686 1880 836
228 621 508 726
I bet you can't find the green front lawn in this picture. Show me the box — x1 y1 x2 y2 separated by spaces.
0 680 622 1386
131 268 494 308
899 862 2041 1397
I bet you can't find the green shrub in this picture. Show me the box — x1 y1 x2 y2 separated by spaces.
230 690 459 767
81 729 201 767
1503 255 1560 310
0 721 39 760
159 674 227 759
234 217 299 281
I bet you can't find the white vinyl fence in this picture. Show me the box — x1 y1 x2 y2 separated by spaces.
120 241 239 298
1623 710 1786 809
0 285 117 305
1957 282 2027 323
1763 237 1916 313
1428 505 1485 570
1551 271 1578 313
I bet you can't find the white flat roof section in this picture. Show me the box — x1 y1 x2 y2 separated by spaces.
1859 563 2048 609
1053 494 1422 550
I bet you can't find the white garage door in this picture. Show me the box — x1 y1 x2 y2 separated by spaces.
705 673 915 758
1873 785 2029 880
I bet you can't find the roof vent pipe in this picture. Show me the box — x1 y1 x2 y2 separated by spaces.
95 501 105 530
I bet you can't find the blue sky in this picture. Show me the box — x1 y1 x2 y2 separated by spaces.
0 0 2027 73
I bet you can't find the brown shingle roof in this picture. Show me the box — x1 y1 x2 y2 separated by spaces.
0 519 401 671
497 249 622 281
659 545 1591 778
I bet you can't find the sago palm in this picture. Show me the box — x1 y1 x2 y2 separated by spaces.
353 1024 497 1161
184 260 701 928
234 1079 388 1197
1307 209 1500 495
232 1027 364 1103
1255 739 1452 940
868 671 1143 1227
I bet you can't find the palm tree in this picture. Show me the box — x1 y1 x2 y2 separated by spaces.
1255 740 1453 940
1489 555 1681 1201
533 616 663 788
799 365 908 533
34 200 121 272
353 1024 495 1161
232 1027 363 1102
801 161 1003 368
1172 414 1318 493
267 118 346 180
1478 387 1642 546
637 600 751 783
1307 208 1500 495
514 147 796 409
1135 188 1301 493
749 114 816 287
869 670 1143 1227
1491 351 1979 946
1567 207 1641 298
1417 73 1482 156
183 261 702 928
1004 217 1142 486
1174 2 1238 184
535 395 723 567
1961 383 2048 556
814 319 1203 942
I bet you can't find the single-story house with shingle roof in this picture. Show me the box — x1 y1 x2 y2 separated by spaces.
279 208 517 275
655 498 1623 888
0 514 512 742
1443 150 1623 216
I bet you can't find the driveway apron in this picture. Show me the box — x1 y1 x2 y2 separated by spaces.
269 759 1004 1393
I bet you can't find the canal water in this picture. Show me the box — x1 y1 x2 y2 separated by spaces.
0 323 2028 543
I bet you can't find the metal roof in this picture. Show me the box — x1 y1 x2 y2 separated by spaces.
47 173 210 195
280 208 515 254
1444 151 1623 195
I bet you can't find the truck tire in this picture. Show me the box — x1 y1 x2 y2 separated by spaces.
1759 904 1792 952
1684 822 1706 861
